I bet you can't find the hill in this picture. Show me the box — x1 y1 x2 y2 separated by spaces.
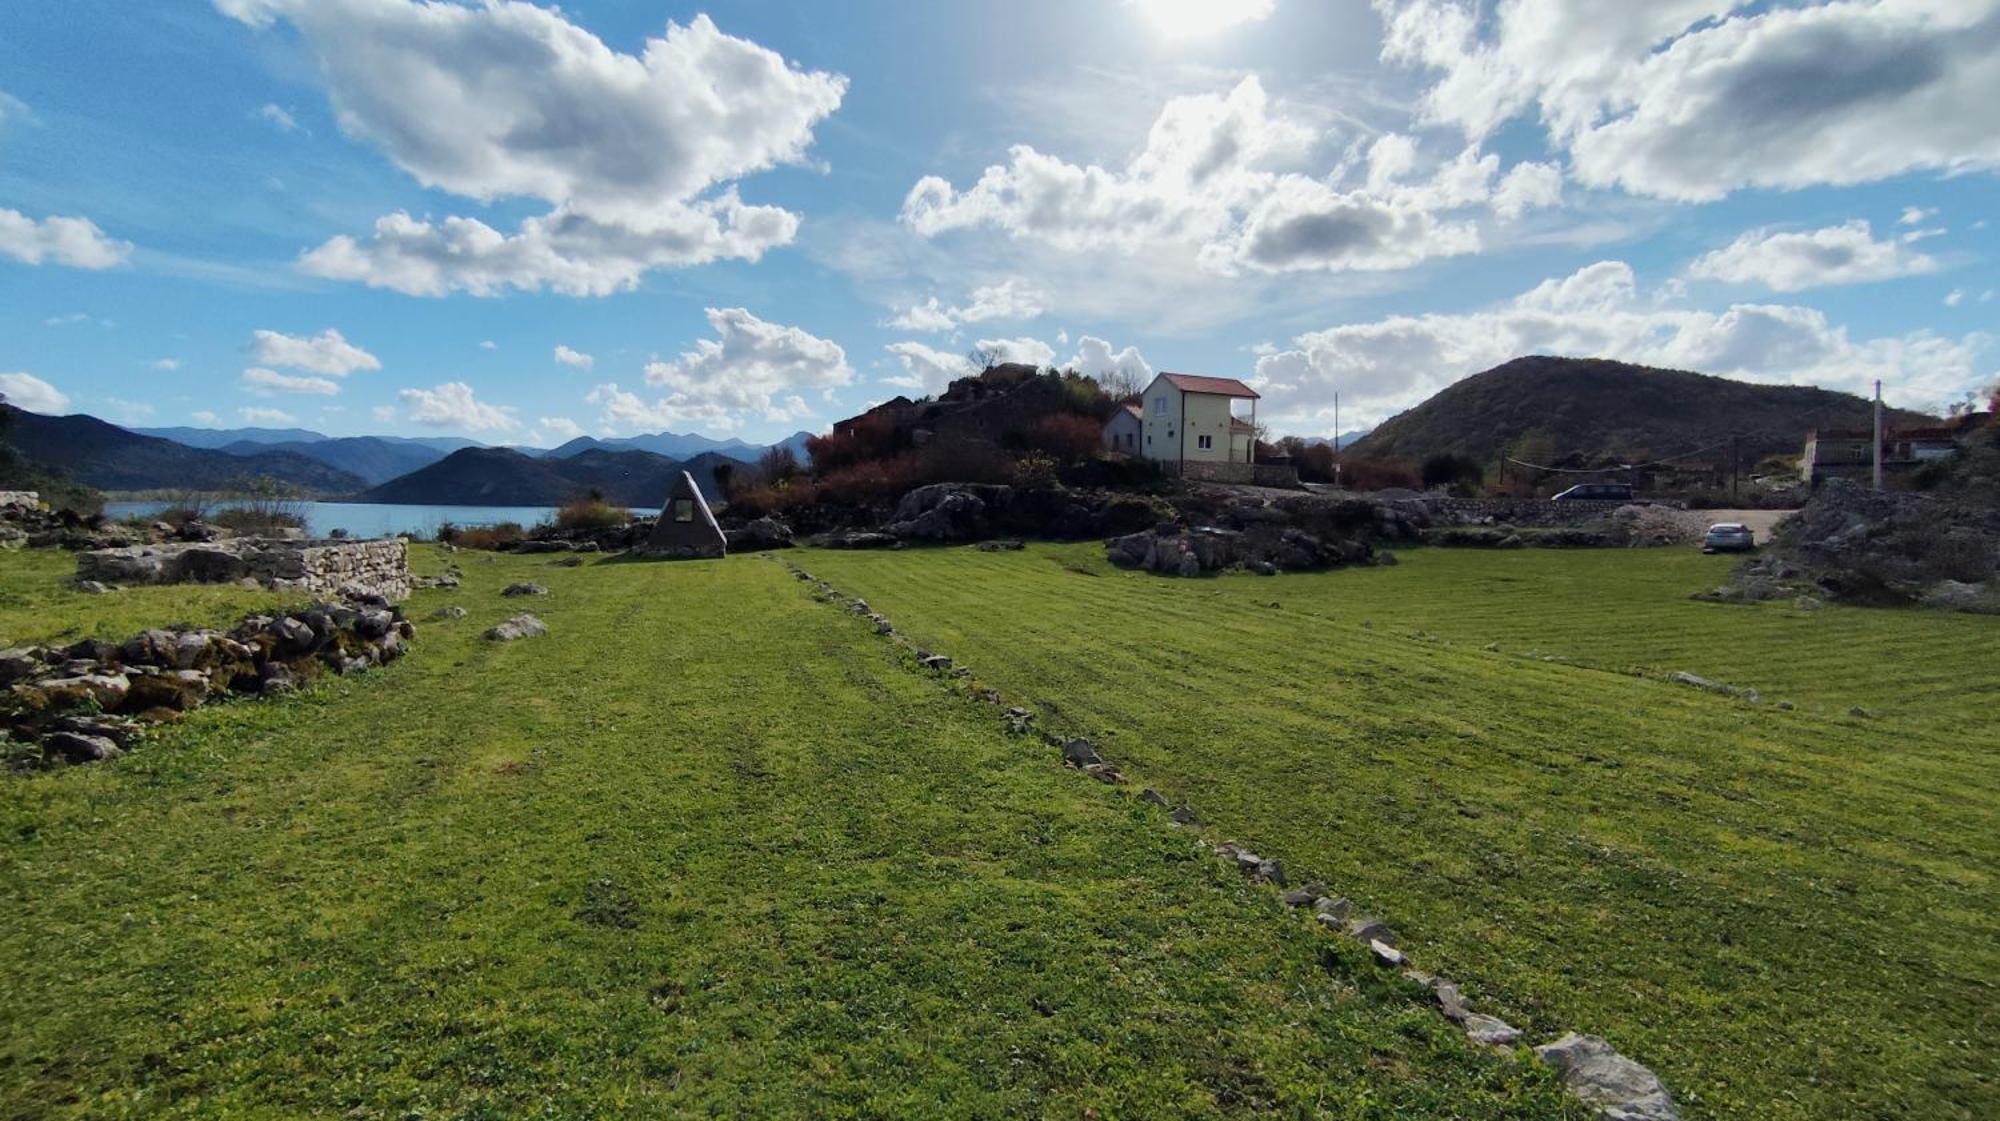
353 447 745 507
135 424 328 448
543 429 808 464
222 436 454 486
2 407 366 494
1347 356 1937 466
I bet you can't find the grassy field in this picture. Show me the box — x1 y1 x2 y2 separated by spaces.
801 544 2000 1121
0 546 1575 1119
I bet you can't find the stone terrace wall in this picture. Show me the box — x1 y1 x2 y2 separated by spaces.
78 538 411 601
1430 497 1684 527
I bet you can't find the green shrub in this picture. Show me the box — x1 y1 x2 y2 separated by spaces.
554 495 628 532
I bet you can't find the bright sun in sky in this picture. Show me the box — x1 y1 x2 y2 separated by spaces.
1130 0 1277 39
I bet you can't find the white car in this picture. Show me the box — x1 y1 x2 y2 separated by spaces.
1702 523 1756 553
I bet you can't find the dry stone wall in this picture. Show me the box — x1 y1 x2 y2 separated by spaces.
77 538 411 601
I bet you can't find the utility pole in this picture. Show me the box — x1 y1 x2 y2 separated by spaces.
1872 379 1884 491
1731 434 1740 501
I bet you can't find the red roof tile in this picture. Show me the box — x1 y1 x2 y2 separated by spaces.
1119 401 1142 418
1161 372 1259 399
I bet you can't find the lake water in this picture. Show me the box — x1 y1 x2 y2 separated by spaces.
102 501 577 540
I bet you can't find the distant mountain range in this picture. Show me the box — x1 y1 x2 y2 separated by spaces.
1348 356 1938 466
3 407 368 494
355 447 746 507
5 412 816 500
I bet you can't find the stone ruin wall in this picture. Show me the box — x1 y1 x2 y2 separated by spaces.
77 538 412 601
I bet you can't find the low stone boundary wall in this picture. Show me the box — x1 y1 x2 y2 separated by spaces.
77 538 411 601
1431 497 1683 527
1174 461 1301 487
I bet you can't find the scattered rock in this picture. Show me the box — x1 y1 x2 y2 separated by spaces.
72 580 116 594
1168 804 1199 825
501 582 549 597
1061 738 1101 767
918 654 953 671
1369 939 1406 967
1346 917 1395 946
431 606 468 620
1432 979 1469 1022
1315 897 1352 922
44 731 121 764
1140 788 1169 808
975 539 1025 552
1082 762 1125 784
485 614 548 642
1463 1014 1522 1048
1534 1033 1679 1121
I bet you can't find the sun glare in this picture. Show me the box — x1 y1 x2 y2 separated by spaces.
1130 0 1277 40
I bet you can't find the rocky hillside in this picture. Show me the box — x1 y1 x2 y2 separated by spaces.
1 406 366 495
1710 421 1999 611
1350 356 1936 466
355 447 743 507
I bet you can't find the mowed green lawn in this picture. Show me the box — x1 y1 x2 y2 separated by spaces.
0 547 1573 1119
802 544 2000 1121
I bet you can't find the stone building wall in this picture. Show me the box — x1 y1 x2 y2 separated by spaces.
77 538 411 600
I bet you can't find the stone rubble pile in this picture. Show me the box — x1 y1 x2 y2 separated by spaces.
781 556 1681 1121
1 592 415 769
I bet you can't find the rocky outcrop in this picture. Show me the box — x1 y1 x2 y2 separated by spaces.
1105 522 1381 576
1705 477 2000 611
723 516 795 551
1 595 414 769
884 483 999 542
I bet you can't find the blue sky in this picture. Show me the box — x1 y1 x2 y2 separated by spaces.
1 0 1994 446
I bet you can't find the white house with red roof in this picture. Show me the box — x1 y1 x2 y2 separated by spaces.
1134 372 1260 475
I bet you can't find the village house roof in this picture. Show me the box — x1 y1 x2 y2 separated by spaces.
1228 416 1256 431
1159 372 1260 399
1119 401 1142 418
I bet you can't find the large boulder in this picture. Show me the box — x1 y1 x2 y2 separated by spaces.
724 516 795 551
885 483 1002 542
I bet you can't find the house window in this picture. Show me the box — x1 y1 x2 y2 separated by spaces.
1197 435 1212 450
673 498 694 523
1153 396 1167 415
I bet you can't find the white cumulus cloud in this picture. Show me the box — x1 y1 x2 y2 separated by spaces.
250 328 380 375
258 103 298 132
553 345 594 371
239 406 298 425
883 341 974 394
1377 0 2000 202
901 77 1550 277
398 381 519 432
0 373 70 414
888 278 1048 332
1065 337 1155 385
0 209 131 269
589 308 852 432
242 367 340 396
220 2 847 296
1252 259 1992 431
1686 220 1938 292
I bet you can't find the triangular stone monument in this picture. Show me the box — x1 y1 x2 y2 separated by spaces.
639 471 726 559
